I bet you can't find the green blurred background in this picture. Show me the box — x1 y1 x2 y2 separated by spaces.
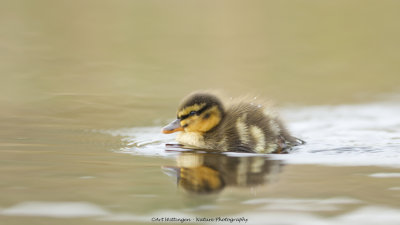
1 0 400 129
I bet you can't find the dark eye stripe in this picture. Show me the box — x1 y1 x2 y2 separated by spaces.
178 105 212 120
178 114 190 120
197 105 210 115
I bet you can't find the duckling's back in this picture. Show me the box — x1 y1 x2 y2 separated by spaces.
204 102 299 153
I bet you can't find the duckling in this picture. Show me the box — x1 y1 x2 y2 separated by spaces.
162 92 304 153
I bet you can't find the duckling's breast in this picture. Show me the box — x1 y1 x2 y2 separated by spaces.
176 132 207 148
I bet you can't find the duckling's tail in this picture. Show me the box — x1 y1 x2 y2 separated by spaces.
292 137 306 146
278 135 305 152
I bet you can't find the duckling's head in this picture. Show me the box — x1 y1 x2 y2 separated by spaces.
163 93 224 134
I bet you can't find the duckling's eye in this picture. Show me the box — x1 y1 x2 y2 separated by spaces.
189 111 197 116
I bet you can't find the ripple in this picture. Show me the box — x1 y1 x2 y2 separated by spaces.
369 173 400 178
0 202 109 218
104 127 177 157
277 101 400 167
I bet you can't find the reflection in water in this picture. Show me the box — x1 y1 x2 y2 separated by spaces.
162 152 283 194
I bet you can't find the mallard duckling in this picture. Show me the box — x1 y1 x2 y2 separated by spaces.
162 92 303 153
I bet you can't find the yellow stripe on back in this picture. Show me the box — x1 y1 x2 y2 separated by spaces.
236 114 250 144
250 126 266 153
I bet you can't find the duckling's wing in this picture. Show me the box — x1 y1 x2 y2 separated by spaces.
232 145 255 153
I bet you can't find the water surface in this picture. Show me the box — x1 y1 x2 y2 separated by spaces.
1 1 400 225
